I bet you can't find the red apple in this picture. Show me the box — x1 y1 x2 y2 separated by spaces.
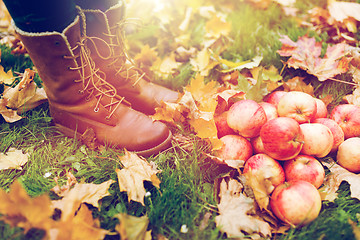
214 111 236 138
313 98 328 119
259 102 278 121
215 135 253 161
277 91 317 124
260 117 304 160
283 155 325 189
243 153 285 189
270 180 322 227
313 118 344 152
330 104 360 139
251 135 265 154
336 137 360 173
300 123 333 158
227 99 267 138
264 90 288 107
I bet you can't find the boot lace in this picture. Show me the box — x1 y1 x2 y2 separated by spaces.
105 19 147 87
65 36 129 119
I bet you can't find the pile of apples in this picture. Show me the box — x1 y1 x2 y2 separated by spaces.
214 90 360 227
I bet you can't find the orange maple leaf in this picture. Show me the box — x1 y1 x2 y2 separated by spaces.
277 35 351 81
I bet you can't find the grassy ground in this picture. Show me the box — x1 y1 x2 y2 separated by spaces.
1 0 360 239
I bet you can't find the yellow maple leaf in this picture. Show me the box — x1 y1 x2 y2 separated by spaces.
0 64 14 85
190 47 219 76
116 150 161 205
0 147 29 170
189 117 223 150
184 74 218 111
151 100 186 124
115 213 152 240
0 181 54 233
57 204 109 240
134 44 158 66
151 52 182 78
205 14 232 39
51 180 115 221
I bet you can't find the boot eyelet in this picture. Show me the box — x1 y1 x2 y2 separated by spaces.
85 96 91 102
94 108 99 113
105 116 111 121
54 41 61 46
78 90 84 94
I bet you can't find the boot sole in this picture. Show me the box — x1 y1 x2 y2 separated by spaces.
55 123 172 156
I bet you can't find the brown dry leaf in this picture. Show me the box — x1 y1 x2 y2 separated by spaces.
0 181 54 233
283 76 314 95
242 167 277 212
51 171 78 197
51 180 115 221
215 177 272 239
2 69 47 117
115 213 152 240
344 86 360 105
349 219 360 240
277 35 351 81
0 147 29 170
320 158 360 201
0 98 22 122
116 150 161 205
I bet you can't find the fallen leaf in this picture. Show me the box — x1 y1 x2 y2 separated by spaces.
190 47 219 76
52 204 109 240
242 166 277 212
151 52 182 78
51 171 78 197
0 64 15 85
2 69 47 118
277 35 351 81
134 44 158 66
0 181 54 233
328 0 360 23
0 147 29 170
115 213 152 240
205 13 232 39
349 219 360 240
52 180 115 221
116 150 161 205
283 76 314 95
216 55 263 73
320 158 360 201
215 177 272 239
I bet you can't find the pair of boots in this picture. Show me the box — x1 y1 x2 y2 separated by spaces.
16 4 179 156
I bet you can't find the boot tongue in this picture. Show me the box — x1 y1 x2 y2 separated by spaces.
105 3 126 28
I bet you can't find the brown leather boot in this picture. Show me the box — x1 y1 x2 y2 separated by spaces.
16 16 172 156
77 4 179 115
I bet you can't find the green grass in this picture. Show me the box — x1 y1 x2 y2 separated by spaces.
1 0 360 239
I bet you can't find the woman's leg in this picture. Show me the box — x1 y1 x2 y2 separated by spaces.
3 0 77 32
75 0 119 11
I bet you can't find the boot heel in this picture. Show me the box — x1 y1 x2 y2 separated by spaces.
55 123 77 137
